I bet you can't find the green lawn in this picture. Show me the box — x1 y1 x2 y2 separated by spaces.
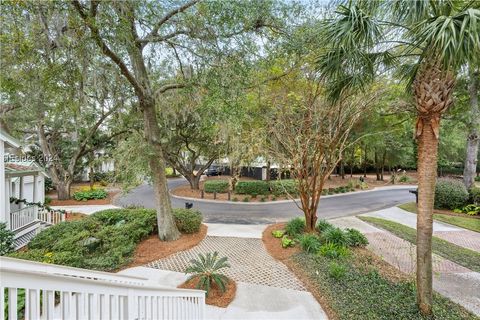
359 216 480 272
293 252 475 320
398 202 480 233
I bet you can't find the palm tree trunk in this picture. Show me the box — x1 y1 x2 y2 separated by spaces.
463 66 479 189
416 118 438 315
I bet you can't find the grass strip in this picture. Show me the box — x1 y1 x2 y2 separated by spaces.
359 216 480 272
398 202 480 233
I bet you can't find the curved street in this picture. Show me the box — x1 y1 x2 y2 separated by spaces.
115 178 416 224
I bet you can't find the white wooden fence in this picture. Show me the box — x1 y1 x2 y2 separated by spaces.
0 257 206 320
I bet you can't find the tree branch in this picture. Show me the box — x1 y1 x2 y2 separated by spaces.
141 0 200 44
71 0 144 96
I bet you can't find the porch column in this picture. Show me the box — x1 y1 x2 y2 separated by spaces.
33 175 40 214
19 176 24 209
0 139 6 224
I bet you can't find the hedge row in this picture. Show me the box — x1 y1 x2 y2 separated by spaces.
235 181 270 195
204 180 229 193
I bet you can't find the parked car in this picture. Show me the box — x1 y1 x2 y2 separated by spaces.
205 165 224 176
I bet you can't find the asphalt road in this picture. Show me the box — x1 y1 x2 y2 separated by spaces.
115 178 416 224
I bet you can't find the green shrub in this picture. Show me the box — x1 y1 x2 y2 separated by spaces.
321 227 349 246
328 261 347 280
269 179 298 196
232 197 238 202
235 181 269 195
469 187 480 205
72 188 108 201
299 234 322 253
272 230 285 238
285 217 305 237
434 178 469 210
345 228 369 247
204 180 229 193
0 222 15 255
271 196 277 201
399 174 410 183
316 219 333 233
242 197 250 202
475 176 480 182
318 243 350 259
281 236 295 248
173 209 202 233
10 209 158 271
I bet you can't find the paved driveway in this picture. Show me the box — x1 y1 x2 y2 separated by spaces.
115 178 415 224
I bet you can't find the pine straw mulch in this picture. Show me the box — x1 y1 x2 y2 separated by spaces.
261 222 411 320
178 276 237 308
65 212 88 221
122 224 208 269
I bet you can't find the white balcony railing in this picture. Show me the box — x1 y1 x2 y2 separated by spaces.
0 257 206 320
10 206 37 231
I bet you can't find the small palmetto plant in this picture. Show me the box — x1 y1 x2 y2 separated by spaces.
185 251 230 296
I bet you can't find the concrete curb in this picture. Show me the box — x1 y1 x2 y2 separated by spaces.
170 184 418 205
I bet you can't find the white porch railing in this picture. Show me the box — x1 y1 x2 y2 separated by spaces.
0 257 206 320
10 206 37 231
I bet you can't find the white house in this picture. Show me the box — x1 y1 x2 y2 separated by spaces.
1 129 62 248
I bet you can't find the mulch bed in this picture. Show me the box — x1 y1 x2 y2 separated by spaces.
434 209 480 219
65 212 88 221
178 276 236 308
49 190 119 206
261 222 410 320
123 224 208 269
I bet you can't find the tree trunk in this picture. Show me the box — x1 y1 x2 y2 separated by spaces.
374 149 380 181
463 66 479 189
340 160 345 179
266 161 271 181
305 208 317 233
142 101 180 241
187 174 201 190
416 119 438 316
56 180 72 200
381 149 386 181
363 143 368 177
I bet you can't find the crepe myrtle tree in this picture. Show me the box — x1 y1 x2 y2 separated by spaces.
268 71 378 232
318 1 480 314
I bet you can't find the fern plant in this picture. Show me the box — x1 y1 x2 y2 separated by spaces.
185 252 230 296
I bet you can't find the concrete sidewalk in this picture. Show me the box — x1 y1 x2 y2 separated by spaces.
360 207 480 252
330 216 480 316
50 204 121 215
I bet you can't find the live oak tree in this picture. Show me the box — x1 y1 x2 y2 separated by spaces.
318 1 479 314
1 2 130 199
71 0 286 240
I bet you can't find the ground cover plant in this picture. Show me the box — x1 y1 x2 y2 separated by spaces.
72 187 108 201
9 208 203 271
359 216 480 272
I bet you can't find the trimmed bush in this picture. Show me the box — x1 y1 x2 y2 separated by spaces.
0 222 15 255
285 217 305 237
172 209 202 233
72 188 108 201
434 178 469 210
269 179 298 196
204 180 229 193
9 208 204 271
235 181 269 195
11 209 157 271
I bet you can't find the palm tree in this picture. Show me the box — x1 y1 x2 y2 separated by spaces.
317 1 479 315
